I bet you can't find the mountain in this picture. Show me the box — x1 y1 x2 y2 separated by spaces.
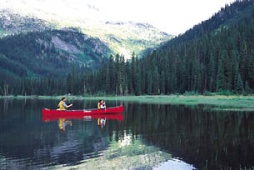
0 9 53 37
0 8 172 79
9 0 254 96
161 0 254 46
138 0 254 94
0 29 111 78
0 8 172 58
79 0 254 96
83 21 171 58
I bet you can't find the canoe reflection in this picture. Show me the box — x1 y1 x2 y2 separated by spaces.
42 112 124 122
43 112 124 131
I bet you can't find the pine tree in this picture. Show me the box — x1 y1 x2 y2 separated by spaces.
216 58 226 92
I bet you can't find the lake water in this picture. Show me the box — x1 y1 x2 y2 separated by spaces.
0 98 254 170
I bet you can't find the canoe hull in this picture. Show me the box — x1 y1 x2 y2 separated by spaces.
42 105 124 117
42 105 124 122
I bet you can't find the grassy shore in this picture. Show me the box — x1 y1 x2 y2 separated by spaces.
86 95 254 111
1 94 254 111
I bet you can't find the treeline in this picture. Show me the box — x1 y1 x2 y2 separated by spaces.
0 66 86 95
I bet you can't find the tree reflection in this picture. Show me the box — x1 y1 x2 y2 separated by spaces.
122 103 254 169
0 99 254 169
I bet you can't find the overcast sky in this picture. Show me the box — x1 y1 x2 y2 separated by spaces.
91 0 236 35
2 0 236 35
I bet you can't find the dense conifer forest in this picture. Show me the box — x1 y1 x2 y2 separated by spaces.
0 0 254 96
81 0 254 96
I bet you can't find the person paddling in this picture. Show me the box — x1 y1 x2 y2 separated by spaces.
98 100 106 109
57 97 73 110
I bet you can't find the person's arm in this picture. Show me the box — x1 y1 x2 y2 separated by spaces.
67 103 73 108
63 102 73 109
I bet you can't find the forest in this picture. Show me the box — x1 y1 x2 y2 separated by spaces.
67 0 254 96
0 0 254 96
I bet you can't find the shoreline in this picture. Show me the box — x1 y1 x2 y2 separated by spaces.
1 94 254 111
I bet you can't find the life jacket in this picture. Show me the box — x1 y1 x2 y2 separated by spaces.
58 101 66 110
98 102 101 109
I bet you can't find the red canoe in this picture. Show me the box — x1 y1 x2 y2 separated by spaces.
42 105 124 117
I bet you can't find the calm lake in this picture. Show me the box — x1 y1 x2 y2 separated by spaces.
0 98 254 170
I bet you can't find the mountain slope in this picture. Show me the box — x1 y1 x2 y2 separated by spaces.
0 8 172 59
80 21 172 58
0 9 53 37
2 0 254 95
80 0 254 96
143 0 254 94
0 7 172 81
0 29 111 78
162 0 254 46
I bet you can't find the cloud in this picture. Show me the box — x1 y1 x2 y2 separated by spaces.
1 0 235 35
86 0 235 35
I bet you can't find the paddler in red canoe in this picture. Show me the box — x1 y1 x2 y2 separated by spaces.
57 97 73 131
97 100 106 109
57 96 73 110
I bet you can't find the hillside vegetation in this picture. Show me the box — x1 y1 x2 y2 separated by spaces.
0 8 172 95
0 29 110 77
1 0 254 96
81 0 254 96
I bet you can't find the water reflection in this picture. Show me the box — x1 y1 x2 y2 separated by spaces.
123 103 254 170
42 110 124 132
0 99 253 169
154 159 195 170
98 118 106 129
58 118 72 131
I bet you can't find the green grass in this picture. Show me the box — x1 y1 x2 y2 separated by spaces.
85 95 254 111
2 94 254 111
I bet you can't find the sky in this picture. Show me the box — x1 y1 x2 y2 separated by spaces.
1 0 236 35
90 0 236 35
